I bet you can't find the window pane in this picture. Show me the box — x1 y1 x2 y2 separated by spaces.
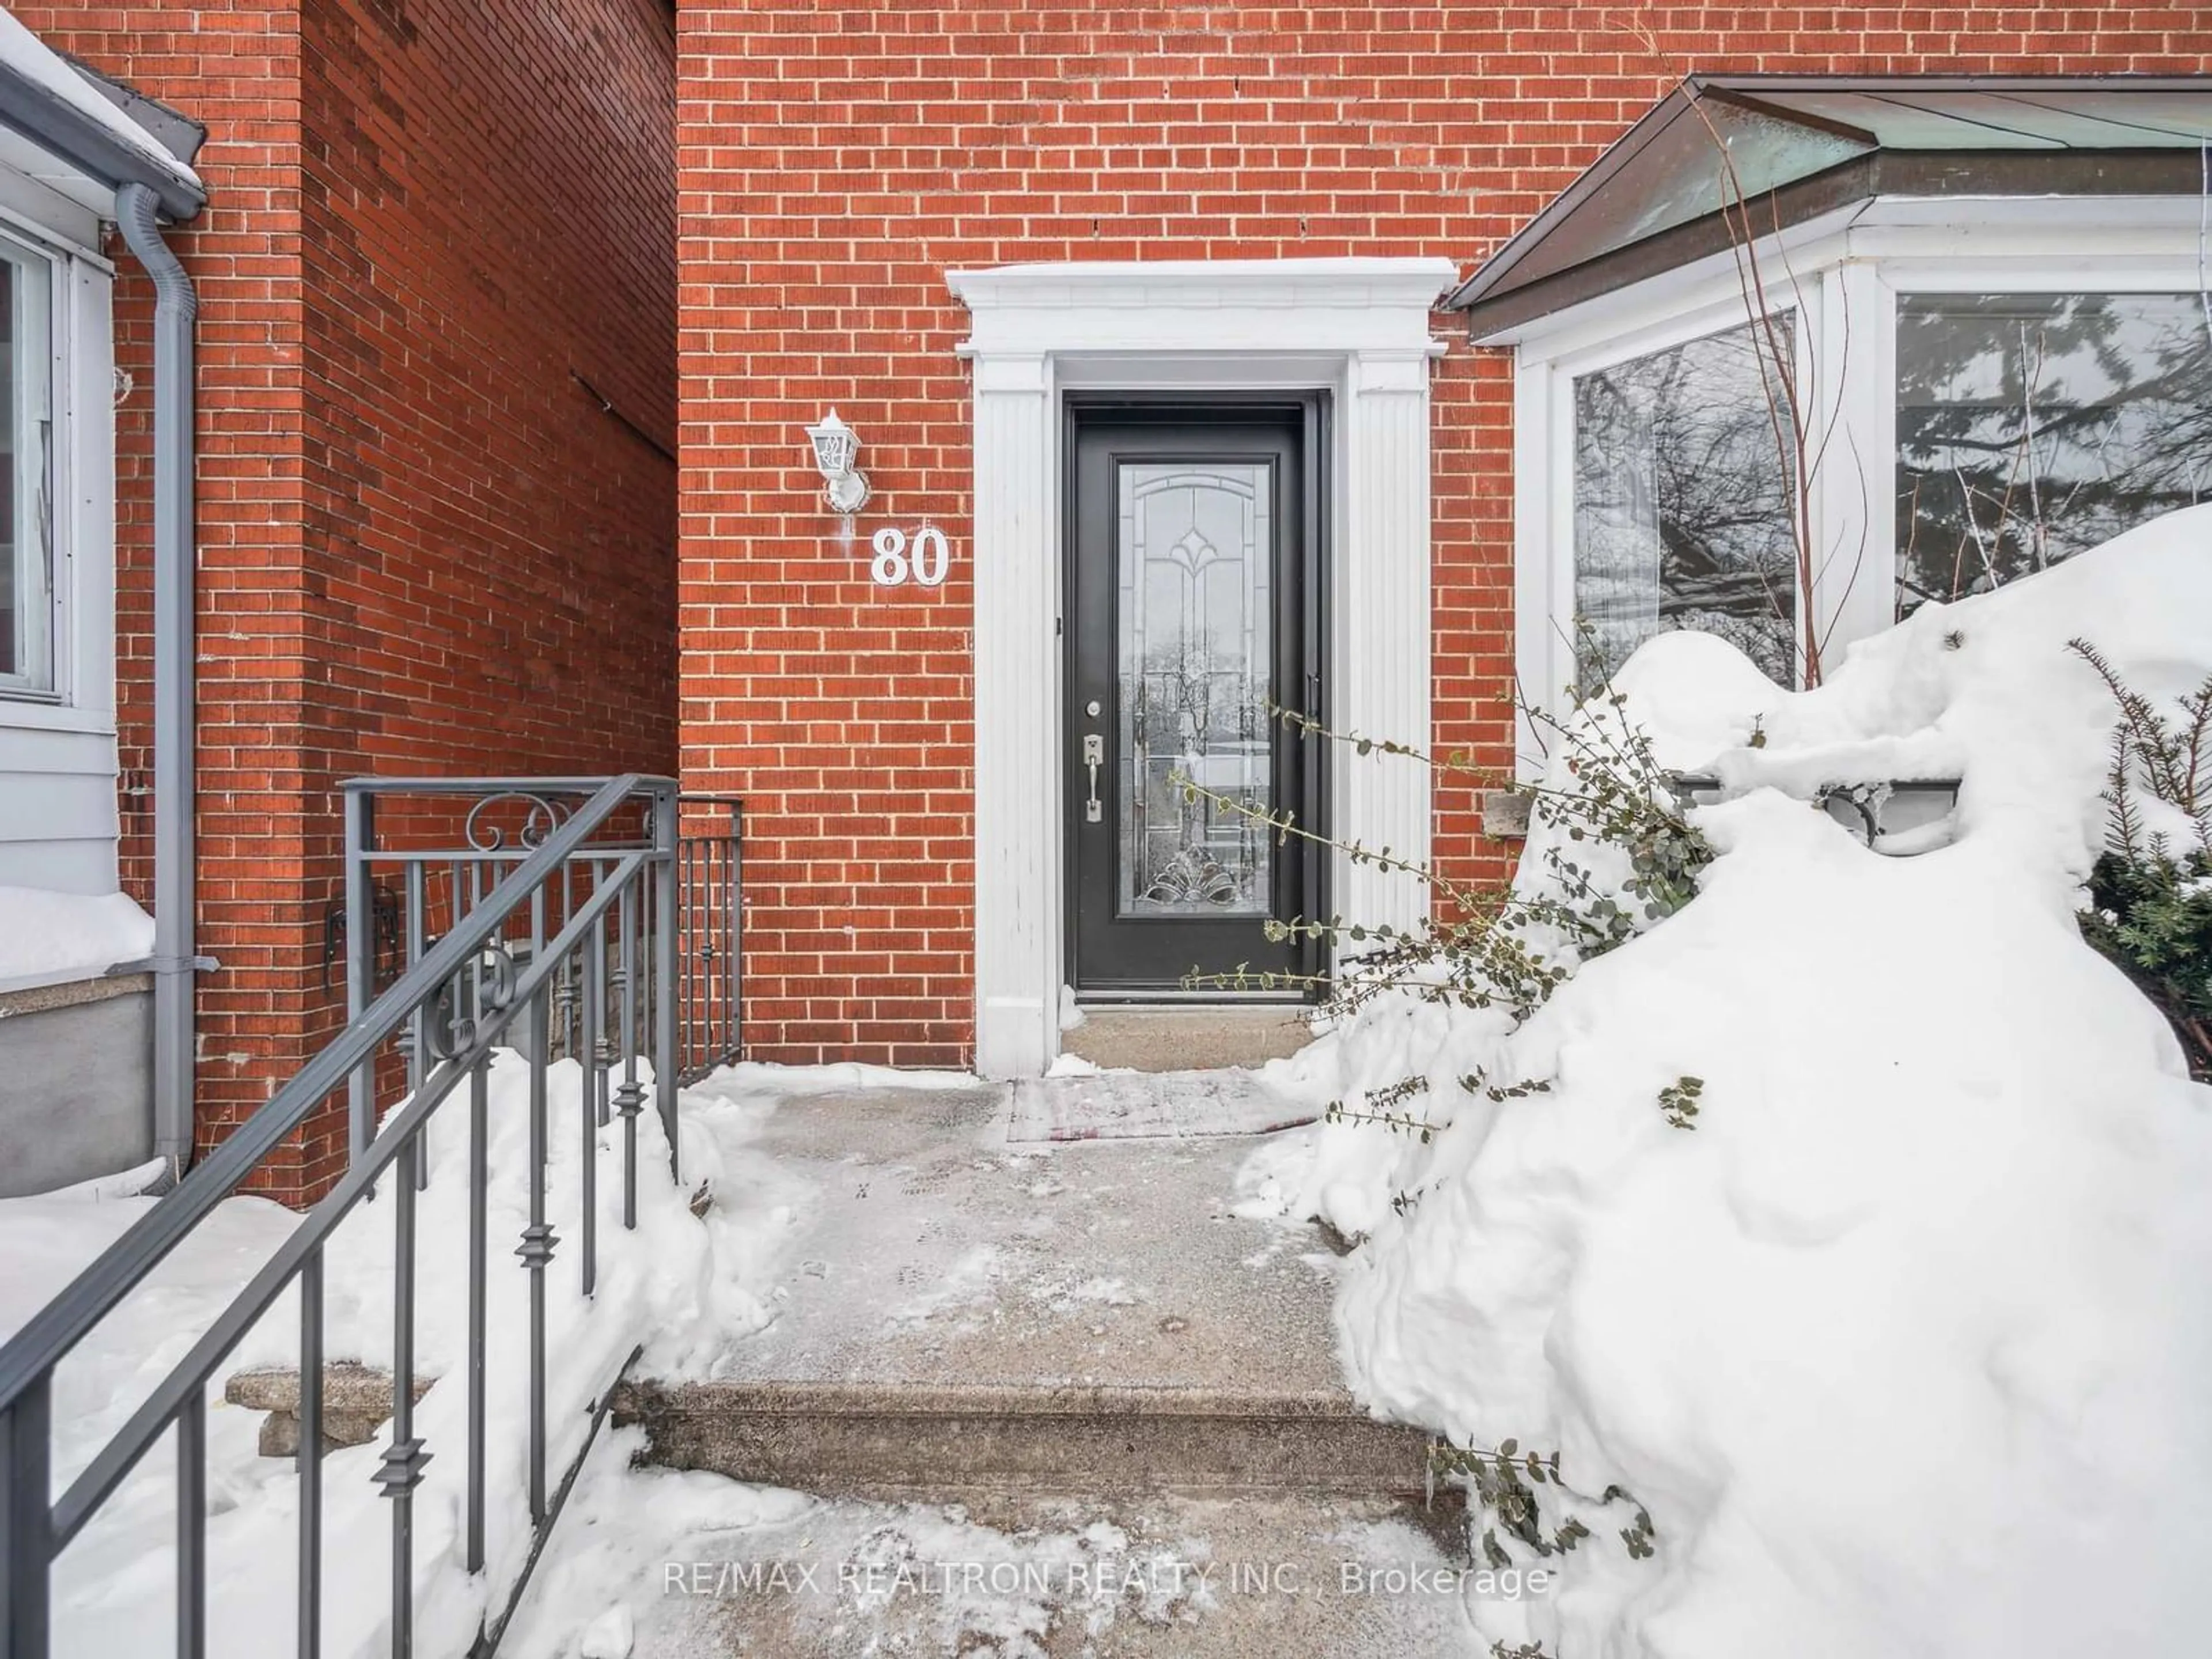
1116 461 1273 918
1897 293 2212 616
1572 315 1798 688
1 262 16 679
0 247 52 694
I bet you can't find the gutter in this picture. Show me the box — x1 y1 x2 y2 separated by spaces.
115 183 202 1176
0 71 203 221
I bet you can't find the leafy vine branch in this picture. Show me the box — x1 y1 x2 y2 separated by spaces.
1168 767 1495 912
1430 1437 1660 1570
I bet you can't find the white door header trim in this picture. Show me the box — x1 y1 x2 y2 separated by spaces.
950 256 1460 358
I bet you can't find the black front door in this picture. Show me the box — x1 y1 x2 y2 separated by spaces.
1064 399 1324 997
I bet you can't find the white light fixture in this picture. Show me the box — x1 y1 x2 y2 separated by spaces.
805 408 870 514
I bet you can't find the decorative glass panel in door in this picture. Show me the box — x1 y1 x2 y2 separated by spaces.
1116 463 1272 918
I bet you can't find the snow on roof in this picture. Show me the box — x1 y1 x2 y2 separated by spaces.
0 6 200 206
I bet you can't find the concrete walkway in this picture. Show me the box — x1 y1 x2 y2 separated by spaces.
582 1076 1488 1657
681 1490 1484 1657
700 1078 1344 1395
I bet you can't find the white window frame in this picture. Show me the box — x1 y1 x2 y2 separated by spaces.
1 222 65 700
1502 195 2212 770
0 192 112 727
1520 283 1824 722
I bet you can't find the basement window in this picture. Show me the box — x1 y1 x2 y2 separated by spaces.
0 230 55 699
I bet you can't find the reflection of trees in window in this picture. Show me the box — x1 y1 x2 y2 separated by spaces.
1135 629 1263 768
1572 316 1798 688
1897 294 2212 615
1119 465 1271 916
1131 631 1265 910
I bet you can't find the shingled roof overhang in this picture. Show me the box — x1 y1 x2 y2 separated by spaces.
0 12 204 221
1449 75 2212 339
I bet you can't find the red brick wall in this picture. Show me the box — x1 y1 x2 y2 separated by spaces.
30 0 677 1200
20 1 317 1187
286 0 679 1192
674 1 2208 1068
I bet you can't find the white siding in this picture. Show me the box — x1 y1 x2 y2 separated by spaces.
0 228 118 897
0 721 120 892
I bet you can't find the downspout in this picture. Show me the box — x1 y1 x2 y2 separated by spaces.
114 183 198 1176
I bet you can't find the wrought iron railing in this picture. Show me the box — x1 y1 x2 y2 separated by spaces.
0 774 727 1659
676 795 744 1082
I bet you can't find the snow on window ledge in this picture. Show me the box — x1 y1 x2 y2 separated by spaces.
0 885 154 996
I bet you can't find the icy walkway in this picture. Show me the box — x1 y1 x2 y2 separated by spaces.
684 1074 1345 1395
512 1070 1487 1658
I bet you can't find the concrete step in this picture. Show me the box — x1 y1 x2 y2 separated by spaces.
517 1482 1487 1658
1060 1005 1316 1072
611 1377 1433 1499
646 1076 1422 1505
502 1078 1497 1657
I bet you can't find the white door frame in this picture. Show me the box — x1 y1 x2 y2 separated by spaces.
948 258 1456 1078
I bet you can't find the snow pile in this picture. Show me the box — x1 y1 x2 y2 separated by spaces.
3 1057 816 1658
0 884 156 988
1249 505 2212 1656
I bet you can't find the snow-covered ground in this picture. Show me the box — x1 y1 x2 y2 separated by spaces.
1240 505 2212 1656
14 508 2211 1657
0 1056 819 1657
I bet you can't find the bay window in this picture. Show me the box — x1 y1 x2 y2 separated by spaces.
1519 233 2212 727
1461 80 2212 742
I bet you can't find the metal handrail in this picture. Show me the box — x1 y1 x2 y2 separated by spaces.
676 794 743 1080
55 851 647 1547
0 774 654 1406
0 773 682 1659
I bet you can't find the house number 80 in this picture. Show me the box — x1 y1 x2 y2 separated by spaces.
870 526 949 588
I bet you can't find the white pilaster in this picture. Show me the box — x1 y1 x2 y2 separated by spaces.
968 351 1058 1080
1337 349 1435 941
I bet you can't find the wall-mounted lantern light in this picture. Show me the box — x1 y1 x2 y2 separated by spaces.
805 409 870 514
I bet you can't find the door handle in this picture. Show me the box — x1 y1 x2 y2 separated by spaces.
1082 733 1104 823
